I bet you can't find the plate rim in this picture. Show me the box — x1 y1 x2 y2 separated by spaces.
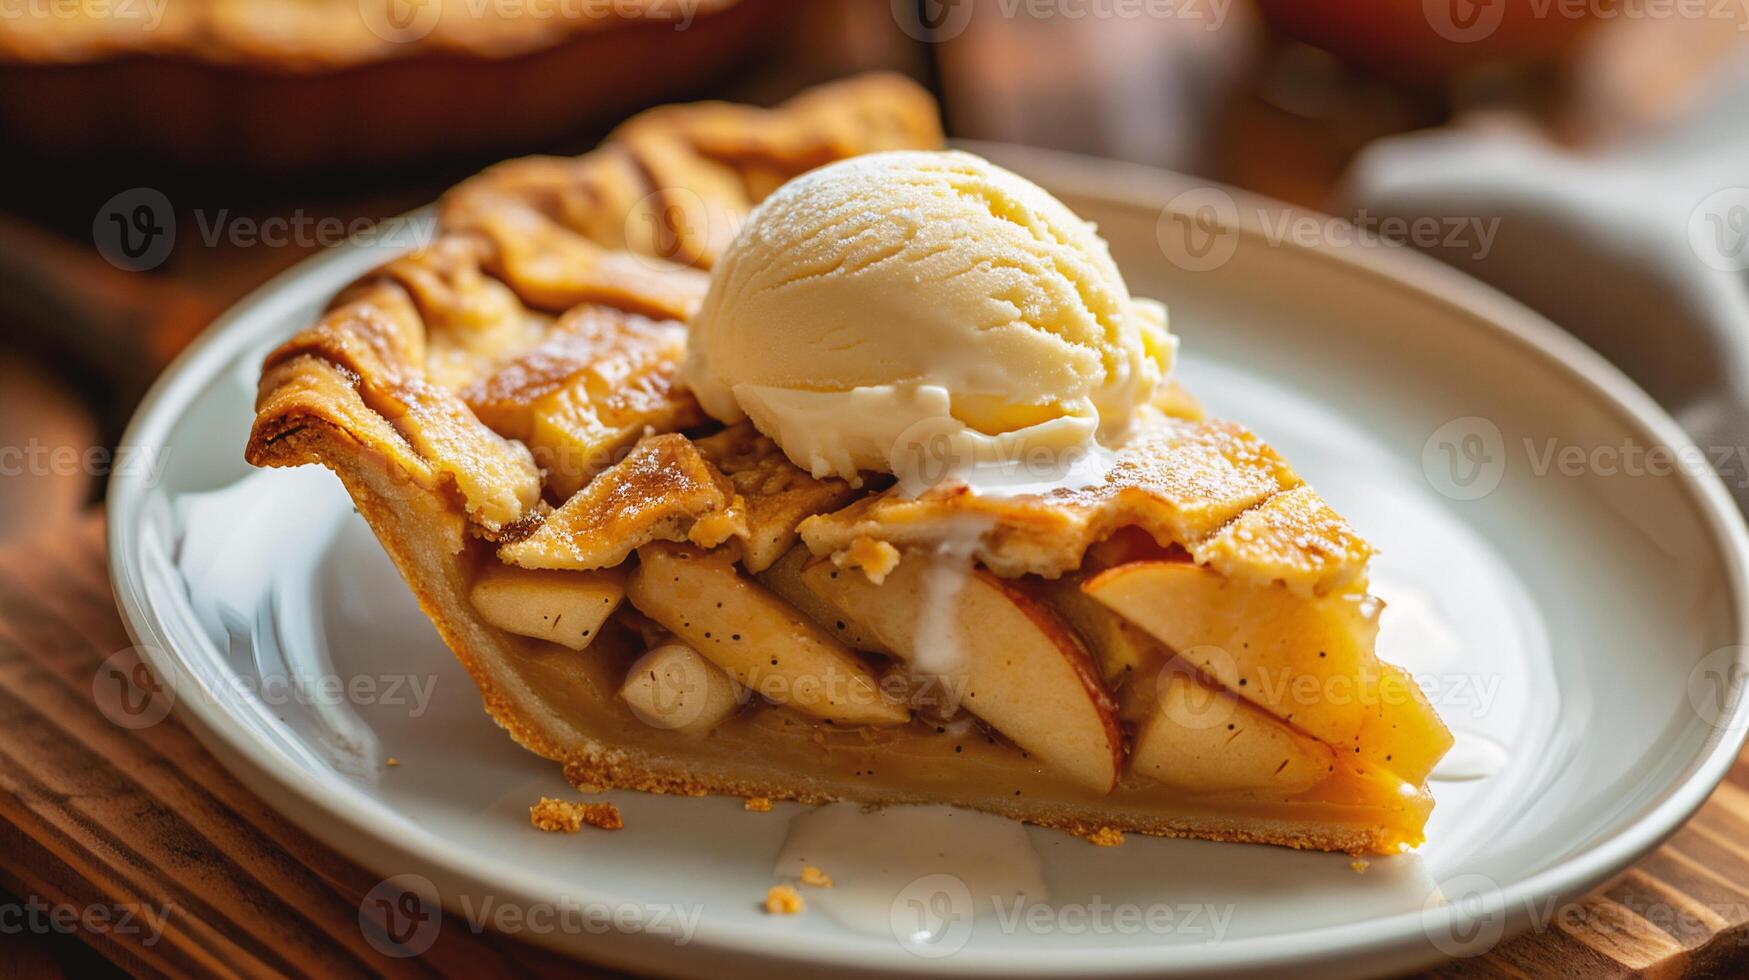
107 142 1749 977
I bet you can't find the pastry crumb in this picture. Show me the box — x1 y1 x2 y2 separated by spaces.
530 797 624 833
688 508 745 549
384 757 399 767
571 782 605 794
1350 859 1370 874
1083 827 1125 847
835 537 900 584
744 796 773 812
799 865 833 888
764 884 804 915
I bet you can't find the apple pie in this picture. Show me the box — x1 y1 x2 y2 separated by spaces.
0 0 779 170
246 73 1452 855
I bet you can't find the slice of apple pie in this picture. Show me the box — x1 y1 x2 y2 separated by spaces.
246 73 1452 855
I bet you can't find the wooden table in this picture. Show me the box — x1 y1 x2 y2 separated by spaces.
0 512 1744 977
0 514 611 978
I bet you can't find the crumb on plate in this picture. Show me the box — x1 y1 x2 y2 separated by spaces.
765 884 804 915
744 796 773 812
1350 859 1370 874
1083 827 1124 847
384 757 399 767
530 797 624 833
799 865 832 888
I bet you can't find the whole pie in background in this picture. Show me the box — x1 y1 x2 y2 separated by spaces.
244 72 1453 855
0 0 787 170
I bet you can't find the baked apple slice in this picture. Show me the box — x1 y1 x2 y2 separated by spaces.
1133 667 1336 794
627 542 908 727
756 545 893 655
1083 560 1451 783
1045 575 1167 687
802 554 1123 793
468 562 625 651
620 642 745 736
1357 663 1453 785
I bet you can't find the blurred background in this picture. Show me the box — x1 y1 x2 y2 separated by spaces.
3 0 1745 537
4 0 1749 974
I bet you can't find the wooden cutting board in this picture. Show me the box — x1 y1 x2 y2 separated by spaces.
2 512 1747 978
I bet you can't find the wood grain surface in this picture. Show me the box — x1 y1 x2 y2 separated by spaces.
0 511 1746 977
0 513 608 978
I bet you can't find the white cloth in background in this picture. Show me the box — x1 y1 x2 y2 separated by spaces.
1342 70 1749 506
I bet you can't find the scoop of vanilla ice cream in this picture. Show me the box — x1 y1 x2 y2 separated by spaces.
684 150 1174 486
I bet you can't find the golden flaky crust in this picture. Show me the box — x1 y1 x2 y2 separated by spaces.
246 75 1423 855
0 0 743 69
799 411 1375 594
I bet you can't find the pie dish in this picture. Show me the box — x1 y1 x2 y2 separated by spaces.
0 0 741 65
244 73 1453 855
0 0 781 170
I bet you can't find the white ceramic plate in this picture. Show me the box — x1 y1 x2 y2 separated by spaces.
108 144 1749 978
